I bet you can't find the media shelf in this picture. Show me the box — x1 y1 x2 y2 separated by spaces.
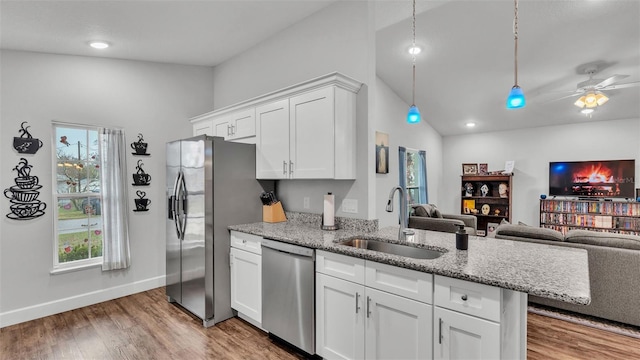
540 199 640 235
460 174 513 236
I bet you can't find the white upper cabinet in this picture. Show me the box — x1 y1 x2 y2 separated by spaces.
191 72 361 179
256 99 290 179
192 108 256 143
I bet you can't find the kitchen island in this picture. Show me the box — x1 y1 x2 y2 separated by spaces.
229 220 590 359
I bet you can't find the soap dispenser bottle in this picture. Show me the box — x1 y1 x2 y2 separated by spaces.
455 224 468 250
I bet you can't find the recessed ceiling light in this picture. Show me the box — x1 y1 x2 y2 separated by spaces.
408 46 421 55
465 122 476 128
89 41 110 49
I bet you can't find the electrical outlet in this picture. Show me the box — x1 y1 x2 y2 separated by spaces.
341 199 358 213
303 197 310 209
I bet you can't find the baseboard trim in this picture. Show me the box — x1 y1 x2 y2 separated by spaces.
0 275 166 328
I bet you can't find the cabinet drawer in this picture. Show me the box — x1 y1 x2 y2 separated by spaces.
230 231 262 255
316 250 365 284
365 261 433 304
434 275 501 322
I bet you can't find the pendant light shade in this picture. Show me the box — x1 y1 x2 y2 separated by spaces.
407 105 421 124
407 0 421 124
506 0 525 109
506 85 526 109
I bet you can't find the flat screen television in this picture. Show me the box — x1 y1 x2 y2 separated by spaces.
549 159 636 198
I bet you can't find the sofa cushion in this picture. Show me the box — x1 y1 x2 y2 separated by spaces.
565 230 640 250
495 224 565 242
412 204 442 218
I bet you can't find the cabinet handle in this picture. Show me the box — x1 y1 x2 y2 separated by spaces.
283 161 287 175
229 253 233 267
366 296 371 318
355 292 360 313
439 318 443 344
289 160 294 175
461 294 468 301
230 124 235 135
227 124 231 136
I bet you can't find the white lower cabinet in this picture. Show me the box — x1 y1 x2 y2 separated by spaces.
433 275 527 360
434 307 500 360
316 250 433 360
229 231 262 326
365 287 432 360
316 272 365 360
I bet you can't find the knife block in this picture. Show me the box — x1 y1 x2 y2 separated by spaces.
263 201 287 223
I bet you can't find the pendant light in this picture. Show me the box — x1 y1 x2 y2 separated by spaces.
407 0 421 123
506 0 525 109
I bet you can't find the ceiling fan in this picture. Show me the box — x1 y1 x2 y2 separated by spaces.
550 65 640 114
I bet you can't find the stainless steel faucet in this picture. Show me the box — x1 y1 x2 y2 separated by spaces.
386 186 408 240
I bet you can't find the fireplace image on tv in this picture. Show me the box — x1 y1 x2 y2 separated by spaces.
549 160 636 198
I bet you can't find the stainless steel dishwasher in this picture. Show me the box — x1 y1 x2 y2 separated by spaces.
262 239 315 355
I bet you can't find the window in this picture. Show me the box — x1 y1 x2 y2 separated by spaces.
53 123 104 269
399 147 428 214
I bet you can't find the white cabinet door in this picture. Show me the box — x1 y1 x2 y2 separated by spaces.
316 273 365 360
434 307 500 360
289 86 335 179
229 108 256 140
213 118 231 139
193 119 214 136
230 248 262 324
256 99 290 179
365 287 432 360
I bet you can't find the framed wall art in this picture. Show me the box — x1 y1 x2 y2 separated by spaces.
375 131 389 174
462 163 478 175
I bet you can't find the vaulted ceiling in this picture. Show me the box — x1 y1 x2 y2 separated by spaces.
2 0 638 136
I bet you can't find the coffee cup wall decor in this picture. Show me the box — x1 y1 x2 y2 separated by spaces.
134 190 151 212
13 122 43 154
131 133 150 156
132 159 151 186
5 158 46 220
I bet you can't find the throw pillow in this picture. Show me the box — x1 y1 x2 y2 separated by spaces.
500 219 510 225
433 207 443 218
411 204 440 217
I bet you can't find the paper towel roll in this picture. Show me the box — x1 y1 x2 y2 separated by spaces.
323 193 335 227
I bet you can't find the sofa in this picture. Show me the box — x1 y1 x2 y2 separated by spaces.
408 204 477 235
494 224 640 327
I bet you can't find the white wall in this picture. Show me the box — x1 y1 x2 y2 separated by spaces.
441 118 640 227
212 1 377 219
0 50 215 327
374 77 443 227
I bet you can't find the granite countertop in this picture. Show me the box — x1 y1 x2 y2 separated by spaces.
229 221 591 306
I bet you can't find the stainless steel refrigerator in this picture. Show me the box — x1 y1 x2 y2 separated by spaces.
166 135 266 327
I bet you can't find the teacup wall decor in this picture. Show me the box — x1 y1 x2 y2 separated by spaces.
133 190 151 212
5 158 46 220
13 122 43 154
132 159 151 186
131 133 150 156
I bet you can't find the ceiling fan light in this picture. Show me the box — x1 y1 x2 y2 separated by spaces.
596 93 609 106
584 92 598 106
574 96 586 108
407 105 421 124
506 86 526 109
581 108 595 115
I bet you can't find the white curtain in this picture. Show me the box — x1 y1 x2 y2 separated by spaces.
99 128 131 271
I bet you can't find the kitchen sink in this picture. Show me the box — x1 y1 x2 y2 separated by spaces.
339 238 444 260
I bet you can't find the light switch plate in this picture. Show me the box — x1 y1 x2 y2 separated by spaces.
303 197 310 209
341 199 358 213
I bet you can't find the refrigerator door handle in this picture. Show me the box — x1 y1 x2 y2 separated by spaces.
178 172 188 239
173 171 185 240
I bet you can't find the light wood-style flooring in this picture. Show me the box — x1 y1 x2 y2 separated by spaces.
2 287 639 360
